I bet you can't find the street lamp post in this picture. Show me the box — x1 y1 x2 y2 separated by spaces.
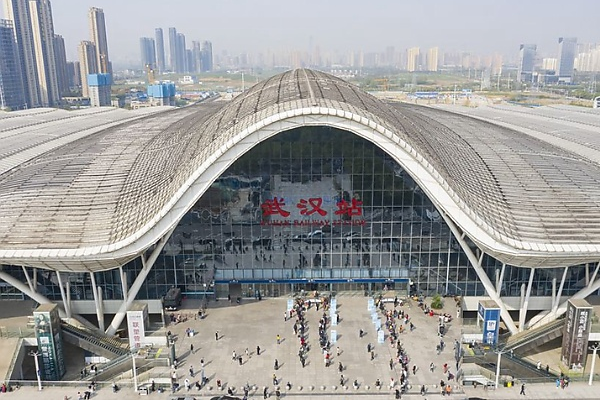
29 351 42 391
132 352 138 393
589 342 600 386
203 283 207 308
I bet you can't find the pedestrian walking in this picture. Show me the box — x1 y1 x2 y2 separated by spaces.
277 334 281 344
274 359 279 370
245 347 250 358
238 356 243 365
520 383 526 395
389 358 394 370
263 387 268 399
340 374 345 385
256 345 261 355
370 350 375 360
429 362 435 372
336 346 341 356
189 366 194 377
215 331 219 341
359 328 364 338
190 343 194 354
233 350 237 361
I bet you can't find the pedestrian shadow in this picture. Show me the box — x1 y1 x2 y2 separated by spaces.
277 362 285 369
336 334 343 340
279 338 286 344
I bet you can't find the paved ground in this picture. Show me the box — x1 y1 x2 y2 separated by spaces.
2 295 600 399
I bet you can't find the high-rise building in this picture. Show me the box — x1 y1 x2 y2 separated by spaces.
53 34 69 95
28 0 60 106
88 7 110 75
517 44 537 83
0 19 25 110
426 47 439 72
407 47 420 72
87 73 110 107
139 37 156 69
542 58 558 71
557 37 577 82
155 28 165 73
168 27 177 72
78 40 97 97
192 40 202 73
68 60 81 88
201 40 213 72
4 0 40 107
176 33 186 73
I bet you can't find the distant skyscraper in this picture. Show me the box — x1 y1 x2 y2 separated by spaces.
53 34 69 95
407 47 420 72
139 37 156 69
518 44 537 83
155 28 165 73
557 37 577 82
28 0 60 106
88 7 110 75
542 58 557 71
168 27 177 72
3 0 39 107
69 60 81 87
427 47 439 72
201 40 213 72
0 19 25 110
192 40 202 73
176 33 186 73
78 40 97 97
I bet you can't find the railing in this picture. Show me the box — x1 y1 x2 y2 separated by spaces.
4 337 23 381
61 322 129 356
0 326 36 338
503 318 564 351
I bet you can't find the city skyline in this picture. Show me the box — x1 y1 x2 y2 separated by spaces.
2 0 600 67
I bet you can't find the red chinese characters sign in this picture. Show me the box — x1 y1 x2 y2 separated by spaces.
260 196 365 226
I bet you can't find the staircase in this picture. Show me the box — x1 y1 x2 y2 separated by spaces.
501 319 564 353
61 322 129 359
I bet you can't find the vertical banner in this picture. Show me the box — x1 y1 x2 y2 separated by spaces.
287 299 293 312
331 330 337 344
127 303 148 349
561 299 592 370
33 304 66 380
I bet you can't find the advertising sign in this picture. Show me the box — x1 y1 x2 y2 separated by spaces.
33 304 66 381
377 329 385 344
478 300 500 346
127 303 148 349
561 299 592 369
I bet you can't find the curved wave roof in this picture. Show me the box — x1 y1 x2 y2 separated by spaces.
0 69 600 271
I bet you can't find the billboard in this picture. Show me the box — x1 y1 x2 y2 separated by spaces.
561 299 592 370
127 302 149 349
478 300 500 346
33 304 66 381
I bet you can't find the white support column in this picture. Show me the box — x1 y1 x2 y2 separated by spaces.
496 264 505 295
551 277 557 310
90 272 105 331
0 270 66 317
119 266 128 300
66 280 72 320
106 227 175 336
97 286 104 331
588 263 600 289
21 266 35 293
586 264 590 287
440 212 518 334
552 267 569 314
56 271 71 319
33 268 37 289
519 268 535 331
530 267 600 329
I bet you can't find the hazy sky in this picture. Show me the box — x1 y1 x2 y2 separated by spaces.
3 0 600 65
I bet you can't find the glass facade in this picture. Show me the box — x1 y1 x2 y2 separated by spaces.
3 126 592 301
